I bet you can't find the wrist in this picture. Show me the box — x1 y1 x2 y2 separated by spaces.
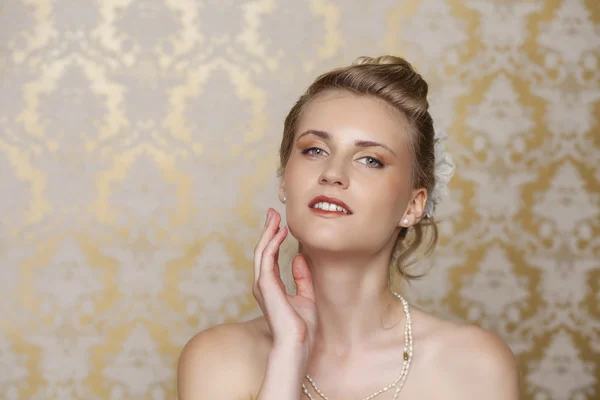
270 341 309 365
257 344 307 400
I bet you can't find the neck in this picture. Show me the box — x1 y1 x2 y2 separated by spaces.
299 243 405 354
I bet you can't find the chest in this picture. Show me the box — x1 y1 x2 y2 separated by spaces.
298 349 420 400
296 367 446 400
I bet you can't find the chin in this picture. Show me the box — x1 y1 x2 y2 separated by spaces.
287 215 358 253
287 208 397 256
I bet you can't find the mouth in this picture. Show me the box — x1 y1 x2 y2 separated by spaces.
308 195 353 215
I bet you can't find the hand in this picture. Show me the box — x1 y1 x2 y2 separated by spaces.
253 208 317 355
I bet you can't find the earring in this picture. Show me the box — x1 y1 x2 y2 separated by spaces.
282 196 286 203
402 218 409 226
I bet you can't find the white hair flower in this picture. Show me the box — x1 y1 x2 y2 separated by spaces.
424 130 456 219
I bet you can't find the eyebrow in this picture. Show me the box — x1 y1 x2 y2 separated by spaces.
296 129 397 158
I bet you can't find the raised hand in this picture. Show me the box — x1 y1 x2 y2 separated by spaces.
253 208 317 354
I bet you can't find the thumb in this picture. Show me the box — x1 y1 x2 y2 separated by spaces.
292 254 315 301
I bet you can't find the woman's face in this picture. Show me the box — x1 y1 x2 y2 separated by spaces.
280 91 423 255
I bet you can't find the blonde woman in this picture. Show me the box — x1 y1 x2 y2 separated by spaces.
177 56 520 400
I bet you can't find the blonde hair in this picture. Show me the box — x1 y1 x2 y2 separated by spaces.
278 55 438 280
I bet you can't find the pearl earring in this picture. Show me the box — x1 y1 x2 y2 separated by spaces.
402 218 409 226
282 196 286 202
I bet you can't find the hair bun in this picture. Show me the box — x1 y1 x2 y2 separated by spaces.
353 55 416 72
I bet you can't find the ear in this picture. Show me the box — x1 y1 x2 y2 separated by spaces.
399 188 427 227
278 178 286 203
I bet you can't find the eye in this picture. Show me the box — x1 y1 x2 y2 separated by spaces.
358 156 384 168
301 147 328 157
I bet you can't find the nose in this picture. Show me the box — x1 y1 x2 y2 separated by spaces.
318 158 349 188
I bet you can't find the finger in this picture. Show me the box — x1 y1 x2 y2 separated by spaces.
253 209 280 284
273 244 281 276
292 254 315 302
258 225 289 312
254 227 282 309
261 223 287 276
272 247 286 293
253 209 274 304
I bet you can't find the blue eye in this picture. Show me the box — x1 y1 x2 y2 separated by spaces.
301 148 384 169
302 147 328 156
358 156 384 168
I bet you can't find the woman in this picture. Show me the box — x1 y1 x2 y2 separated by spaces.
177 56 520 399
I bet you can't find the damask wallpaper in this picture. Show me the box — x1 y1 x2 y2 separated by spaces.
0 0 598 399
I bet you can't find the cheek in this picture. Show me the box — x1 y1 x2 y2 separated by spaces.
359 177 410 224
284 157 301 180
284 156 318 192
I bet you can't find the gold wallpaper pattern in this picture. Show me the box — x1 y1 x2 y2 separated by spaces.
0 0 599 399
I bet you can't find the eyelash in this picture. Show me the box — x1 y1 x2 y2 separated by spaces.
301 147 385 169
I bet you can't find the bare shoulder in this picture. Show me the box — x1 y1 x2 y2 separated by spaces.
411 308 520 399
177 317 272 400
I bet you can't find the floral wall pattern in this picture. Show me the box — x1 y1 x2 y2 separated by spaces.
0 0 598 399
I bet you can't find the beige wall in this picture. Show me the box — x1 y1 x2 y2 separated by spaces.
0 0 598 399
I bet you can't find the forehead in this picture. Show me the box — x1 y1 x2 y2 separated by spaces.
296 91 411 149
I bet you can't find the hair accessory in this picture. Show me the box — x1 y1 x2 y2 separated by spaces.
424 130 456 219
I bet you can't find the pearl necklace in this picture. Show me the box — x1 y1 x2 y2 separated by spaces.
301 292 413 400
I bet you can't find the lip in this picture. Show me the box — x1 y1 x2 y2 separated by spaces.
308 195 353 215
